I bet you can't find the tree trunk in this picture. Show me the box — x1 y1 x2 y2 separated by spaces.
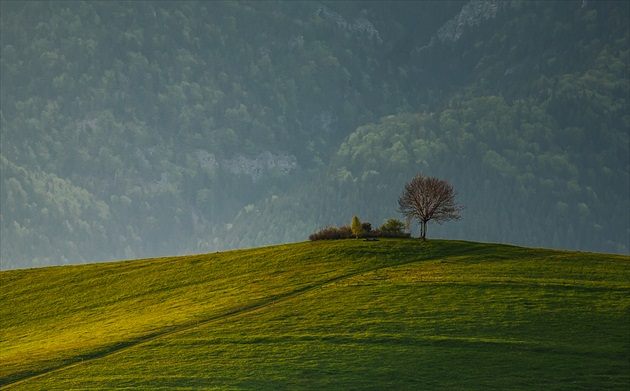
421 220 428 241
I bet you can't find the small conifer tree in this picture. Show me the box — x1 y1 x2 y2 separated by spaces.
351 215 363 238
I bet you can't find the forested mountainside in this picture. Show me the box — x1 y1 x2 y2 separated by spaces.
1 1 628 268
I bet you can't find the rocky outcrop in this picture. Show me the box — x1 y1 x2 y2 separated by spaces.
196 150 298 182
437 0 518 44
315 6 383 45
417 0 520 54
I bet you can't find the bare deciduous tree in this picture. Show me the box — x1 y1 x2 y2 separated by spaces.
397 174 464 241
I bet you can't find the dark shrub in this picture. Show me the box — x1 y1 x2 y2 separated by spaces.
309 219 410 240
309 225 354 241
378 218 410 238
379 218 405 233
374 229 411 238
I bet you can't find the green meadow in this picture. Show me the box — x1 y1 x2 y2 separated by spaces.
1 240 628 390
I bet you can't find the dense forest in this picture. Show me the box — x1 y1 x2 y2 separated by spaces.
1 1 628 269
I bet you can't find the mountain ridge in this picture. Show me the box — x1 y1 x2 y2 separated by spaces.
1 0 628 268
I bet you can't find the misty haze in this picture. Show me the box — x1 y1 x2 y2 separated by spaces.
1 0 628 269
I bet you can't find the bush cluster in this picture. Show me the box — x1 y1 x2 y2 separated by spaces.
309 218 410 241
308 225 354 241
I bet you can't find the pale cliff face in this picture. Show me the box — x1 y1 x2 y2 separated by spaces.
196 150 299 182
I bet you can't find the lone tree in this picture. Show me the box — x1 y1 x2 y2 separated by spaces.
397 174 464 241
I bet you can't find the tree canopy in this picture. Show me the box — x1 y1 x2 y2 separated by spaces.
1 1 628 268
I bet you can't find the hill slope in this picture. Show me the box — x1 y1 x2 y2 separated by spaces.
1 240 629 389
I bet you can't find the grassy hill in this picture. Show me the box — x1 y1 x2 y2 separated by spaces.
1 239 629 390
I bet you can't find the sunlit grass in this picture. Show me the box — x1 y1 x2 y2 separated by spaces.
1 240 628 389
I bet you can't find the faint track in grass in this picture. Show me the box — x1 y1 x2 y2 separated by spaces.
0 259 421 389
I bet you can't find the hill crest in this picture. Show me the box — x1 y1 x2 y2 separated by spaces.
1 239 629 389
